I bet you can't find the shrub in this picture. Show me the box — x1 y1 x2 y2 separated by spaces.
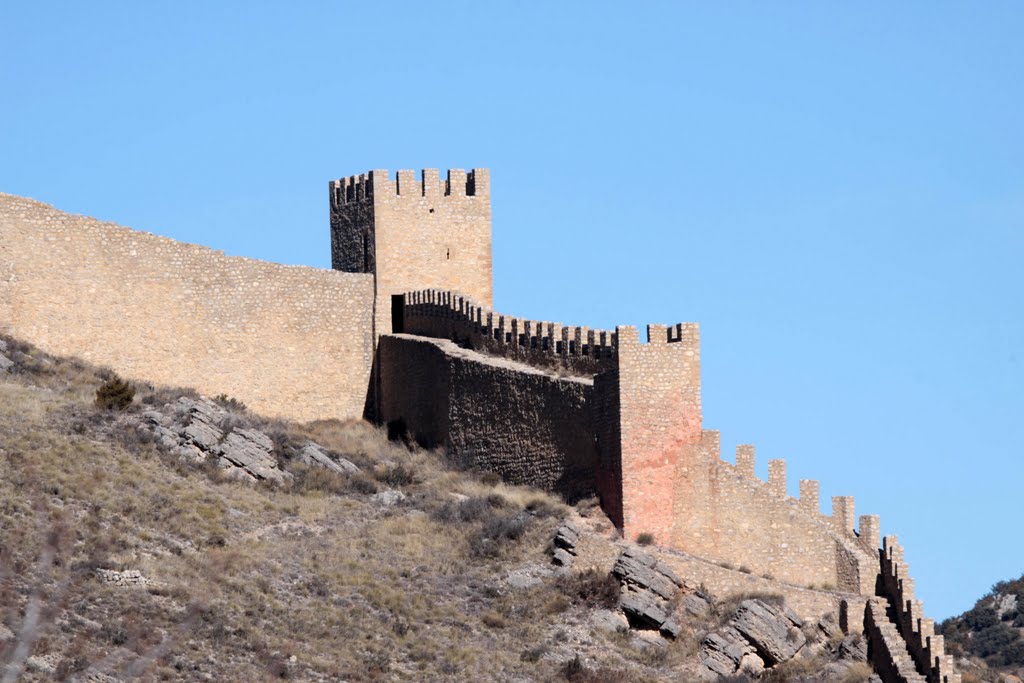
469 512 531 558
212 393 247 412
95 375 135 411
520 644 548 662
479 471 501 486
481 611 507 629
636 532 655 546
374 462 417 487
557 569 621 609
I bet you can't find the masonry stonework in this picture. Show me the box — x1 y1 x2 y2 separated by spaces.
378 334 598 502
0 168 957 679
330 169 492 338
0 193 375 422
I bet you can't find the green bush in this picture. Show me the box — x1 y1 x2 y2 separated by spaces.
95 375 135 411
636 532 655 546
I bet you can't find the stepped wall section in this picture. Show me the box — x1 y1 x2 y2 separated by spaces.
0 193 375 422
879 536 961 683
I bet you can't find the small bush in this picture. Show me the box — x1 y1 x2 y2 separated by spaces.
636 532 655 546
840 662 875 683
479 471 502 486
520 644 548 662
481 611 507 629
95 375 135 411
212 393 247 412
557 569 621 609
374 462 417 487
559 655 628 683
469 512 531 558
525 497 563 519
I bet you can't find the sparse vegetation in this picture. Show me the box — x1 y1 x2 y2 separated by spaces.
557 569 621 609
636 532 655 546
95 374 135 410
940 573 1024 669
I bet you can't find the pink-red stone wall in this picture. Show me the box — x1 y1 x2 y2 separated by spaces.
612 323 702 544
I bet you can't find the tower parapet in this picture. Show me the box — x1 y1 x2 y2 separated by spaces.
330 168 493 337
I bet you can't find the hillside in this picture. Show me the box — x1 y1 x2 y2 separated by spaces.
1 334 876 682
939 576 1024 683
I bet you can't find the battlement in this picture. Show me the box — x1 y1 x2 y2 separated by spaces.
716 440 880 552
399 288 622 375
880 536 961 683
329 168 489 209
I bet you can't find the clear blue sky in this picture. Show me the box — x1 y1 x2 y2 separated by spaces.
2 3 1021 620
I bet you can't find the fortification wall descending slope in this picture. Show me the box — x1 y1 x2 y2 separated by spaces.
377 334 598 501
669 433 879 593
878 536 961 683
0 193 375 422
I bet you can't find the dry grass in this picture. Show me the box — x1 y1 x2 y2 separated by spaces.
0 335 688 681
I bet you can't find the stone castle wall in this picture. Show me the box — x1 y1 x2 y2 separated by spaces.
668 432 878 593
377 333 598 502
399 289 618 376
330 170 493 338
0 193 375 422
392 294 881 596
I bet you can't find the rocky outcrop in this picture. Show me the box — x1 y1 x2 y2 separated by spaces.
551 522 580 567
96 568 156 588
298 442 359 475
732 599 807 665
612 547 684 638
699 598 875 681
0 339 12 373
139 397 353 485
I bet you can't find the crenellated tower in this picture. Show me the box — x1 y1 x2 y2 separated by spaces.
329 168 493 337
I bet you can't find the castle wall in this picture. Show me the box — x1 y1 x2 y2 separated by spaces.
377 334 598 501
657 550 868 634
612 324 703 544
399 289 618 376
331 170 493 337
668 432 878 594
0 193 375 422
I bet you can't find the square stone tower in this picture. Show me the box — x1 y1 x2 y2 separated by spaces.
329 168 493 337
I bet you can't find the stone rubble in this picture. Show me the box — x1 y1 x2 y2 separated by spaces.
370 489 406 507
96 568 155 588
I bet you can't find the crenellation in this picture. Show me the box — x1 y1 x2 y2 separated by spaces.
858 514 880 555
735 444 756 479
768 459 787 497
799 479 820 516
3 167 959 680
832 496 855 537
